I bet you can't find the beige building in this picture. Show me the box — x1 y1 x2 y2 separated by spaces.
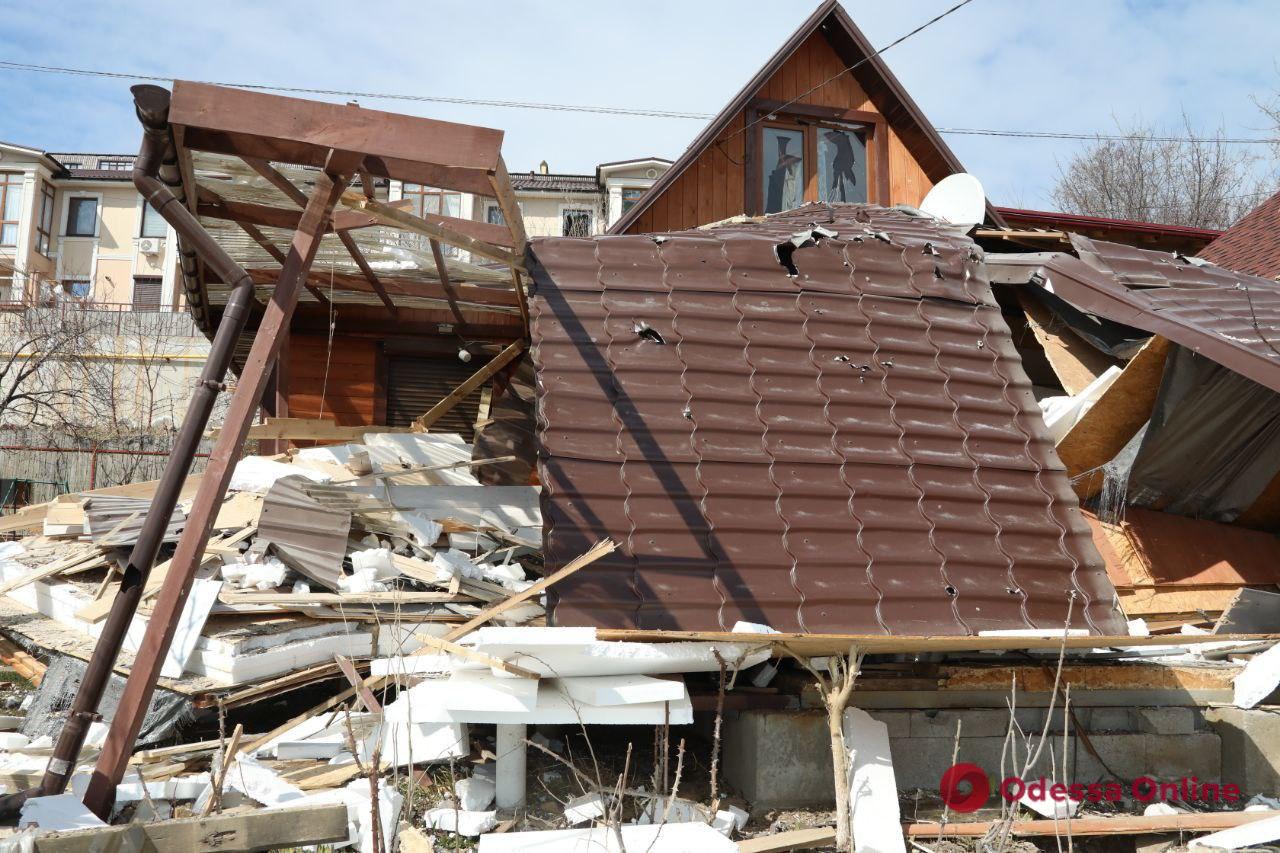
0 144 180 308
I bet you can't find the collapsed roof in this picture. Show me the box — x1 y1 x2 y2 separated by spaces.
528 204 1126 635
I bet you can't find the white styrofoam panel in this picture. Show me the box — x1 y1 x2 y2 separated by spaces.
559 675 686 707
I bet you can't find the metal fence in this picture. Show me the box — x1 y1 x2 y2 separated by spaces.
0 429 211 510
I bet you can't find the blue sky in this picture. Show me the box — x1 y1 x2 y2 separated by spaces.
1 0 1277 209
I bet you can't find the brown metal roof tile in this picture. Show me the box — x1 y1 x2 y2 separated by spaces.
529 204 1124 635
989 235 1280 395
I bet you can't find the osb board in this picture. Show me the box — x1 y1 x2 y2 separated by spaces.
941 663 1238 692
1083 511 1152 587
1057 335 1171 500
1117 585 1240 616
1018 293 1118 396
1120 507 1280 586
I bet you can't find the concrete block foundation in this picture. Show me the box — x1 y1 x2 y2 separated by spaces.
722 705 1233 812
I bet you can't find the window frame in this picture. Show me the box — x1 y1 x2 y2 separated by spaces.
64 195 99 238
400 183 462 220
62 279 91 299
560 205 594 237
139 200 166 238
131 275 163 310
620 187 647 214
0 173 22 248
36 180 55 256
745 99 888 216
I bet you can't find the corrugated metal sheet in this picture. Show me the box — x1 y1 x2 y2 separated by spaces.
529 204 1124 635
258 475 351 590
988 236 1280 394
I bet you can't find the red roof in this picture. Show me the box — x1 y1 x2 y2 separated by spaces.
995 207 1223 241
1198 191 1280 280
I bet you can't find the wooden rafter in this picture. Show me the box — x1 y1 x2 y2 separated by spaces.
196 187 398 234
240 156 394 316
413 339 525 431
338 230 397 316
241 156 309 207
489 156 527 252
428 238 467 328
339 191 520 267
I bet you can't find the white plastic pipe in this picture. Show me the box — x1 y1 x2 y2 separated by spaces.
495 723 527 809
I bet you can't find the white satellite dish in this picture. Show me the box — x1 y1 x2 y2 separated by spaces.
920 173 986 230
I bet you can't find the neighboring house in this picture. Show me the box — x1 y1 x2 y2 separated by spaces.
0 145 181 308
468 158 671 237
1198 189 1280 279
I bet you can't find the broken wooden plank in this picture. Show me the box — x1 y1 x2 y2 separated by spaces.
903 808 1280 838
412 632 540 679
737 826 836 852
441 538 616 642
413 339 525 431
221 591 470 605
32 802 349 852
1018 292 1119 395
335 654 382 713
1056 335 1170 500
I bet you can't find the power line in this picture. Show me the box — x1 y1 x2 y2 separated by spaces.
0 52 1277 145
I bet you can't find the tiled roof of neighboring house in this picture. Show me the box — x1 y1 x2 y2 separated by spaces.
510 172 599 194
50 153 137 181
1198 190 1280 280
528 202 1124 635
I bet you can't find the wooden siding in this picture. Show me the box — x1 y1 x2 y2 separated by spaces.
285 334 380 426
626 31 937 234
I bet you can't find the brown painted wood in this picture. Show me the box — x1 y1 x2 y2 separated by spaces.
170 80 502 194
623 29 940 232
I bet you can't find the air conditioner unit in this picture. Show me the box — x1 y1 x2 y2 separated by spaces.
138 237 163 255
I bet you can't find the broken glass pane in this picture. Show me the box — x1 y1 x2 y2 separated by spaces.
818 125 867 204
763 127 804 214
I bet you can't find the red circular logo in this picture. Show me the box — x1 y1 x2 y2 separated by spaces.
939 763 990 813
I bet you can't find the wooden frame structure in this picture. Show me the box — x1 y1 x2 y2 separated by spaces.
79 81 532 818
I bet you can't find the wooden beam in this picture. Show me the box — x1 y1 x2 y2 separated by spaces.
240 156 309 207
429 238 467 327
737 826 835 852
338 230 398 316
197 188 397 233
591 629 1280 656
83 151 364 817
412 632 540 679
441 539 617 642
413 339 525 431
220 591 470 605
32 803 350 852
340 191 520 267
904 809 1280 838
334 654 382 712
489 156 527 251
170 80 503 187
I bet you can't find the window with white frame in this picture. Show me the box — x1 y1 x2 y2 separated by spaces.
621 187 646 214
66 197 97 237
485 203 505 226
98 159 132 171
140 201 166 238
0 173 21 247
561 208 592 237
0 268 15 303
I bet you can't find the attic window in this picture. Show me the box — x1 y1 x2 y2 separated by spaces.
749 101 882 215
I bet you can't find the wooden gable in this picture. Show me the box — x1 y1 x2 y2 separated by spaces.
614 0 994 234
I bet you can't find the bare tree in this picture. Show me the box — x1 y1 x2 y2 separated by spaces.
0 300 110 432
1051 112 1274 229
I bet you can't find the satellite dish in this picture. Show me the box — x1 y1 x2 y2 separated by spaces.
920 173 986 230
